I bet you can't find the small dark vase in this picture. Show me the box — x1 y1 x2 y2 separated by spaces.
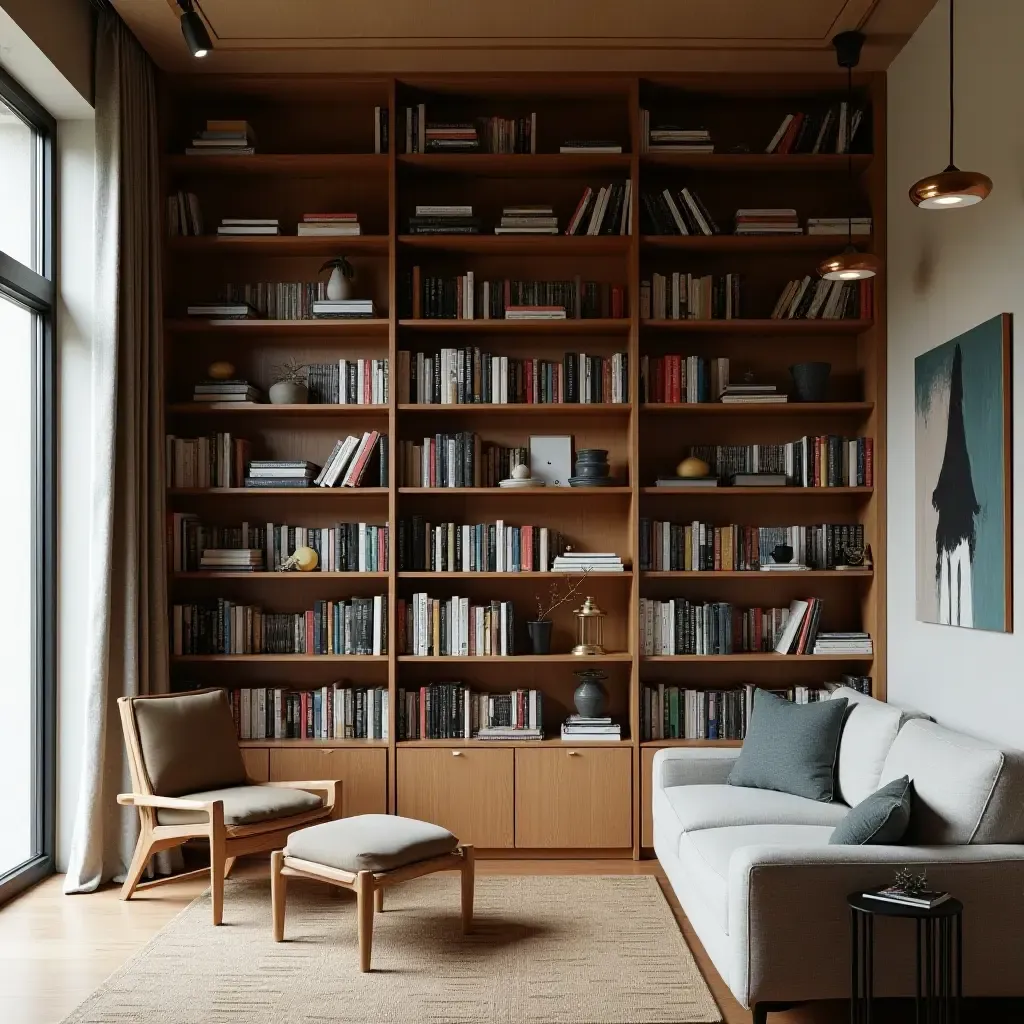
527 620 553 655
772 544 794 564
573 670 608 718
573 448 610 479
790 362 832 402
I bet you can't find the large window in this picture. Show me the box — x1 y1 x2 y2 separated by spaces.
0 70 55 904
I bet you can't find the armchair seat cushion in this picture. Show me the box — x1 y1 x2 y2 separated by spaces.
155 785 324 826
285 814 459 873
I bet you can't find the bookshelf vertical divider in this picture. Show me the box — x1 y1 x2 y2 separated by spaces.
161 72 886 860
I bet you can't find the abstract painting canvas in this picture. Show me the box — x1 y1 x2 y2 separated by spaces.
915 314 1012 632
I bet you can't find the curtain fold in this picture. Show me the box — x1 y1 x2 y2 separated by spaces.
64 11 168 893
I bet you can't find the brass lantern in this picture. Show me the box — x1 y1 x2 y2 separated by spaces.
572 596 607 656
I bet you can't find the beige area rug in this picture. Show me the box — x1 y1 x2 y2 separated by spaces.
63 874 721 1024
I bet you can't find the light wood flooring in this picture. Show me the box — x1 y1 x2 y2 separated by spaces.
0 860 1017 1024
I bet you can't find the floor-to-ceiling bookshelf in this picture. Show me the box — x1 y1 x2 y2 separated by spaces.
161 73 886 859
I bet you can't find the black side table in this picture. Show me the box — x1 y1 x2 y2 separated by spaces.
848 892 963 1024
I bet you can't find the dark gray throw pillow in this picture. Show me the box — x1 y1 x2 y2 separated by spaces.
829 775 913 845
727 689 848 802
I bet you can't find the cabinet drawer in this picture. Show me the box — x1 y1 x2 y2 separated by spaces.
269 748 387 817
241 747 270 783
641 748 657 848
397 748 514 848
515 747 632 849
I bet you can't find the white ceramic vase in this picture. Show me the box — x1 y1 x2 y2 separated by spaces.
327 266 353 301
269 381 308 405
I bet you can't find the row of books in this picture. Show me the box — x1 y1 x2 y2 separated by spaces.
167 190 203 236
640 600 797 656
397 519 565 573
773 597 825 655
638 521 866 572
396 435 526 489
402 108 538 154
565 183 632 236
210 282 330 320
772 277 873 320
374 106 389 154
398 349 629 405
397 685 543 740
684 437 874 488
407 269 625 320
313 433 387 489
639 355 730 404
171 597 388 656
228 685 389 741
168 515 389 573
397 596 515 657
766 103 865 155
640 187 719 236
306 359 389 406
641 273 741 321
166 433 250 489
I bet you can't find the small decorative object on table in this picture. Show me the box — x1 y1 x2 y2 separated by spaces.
837 543 866 569
848 870 962 1024
571 669 608 719
572 596 607 655
269 358 309 405
527 568 591 654
569 448 615 487
206 360 235 380
320 256 356 301
676 455 711 478
278 545 319 572
499 463 545 488
790 361 831 402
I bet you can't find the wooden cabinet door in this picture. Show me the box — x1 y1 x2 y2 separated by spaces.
515 747 632 849
241 747 270 783
641 748 657 848
269 748 387 818
397 748 514 848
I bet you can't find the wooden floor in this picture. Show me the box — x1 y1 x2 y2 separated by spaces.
0 860 1017 1024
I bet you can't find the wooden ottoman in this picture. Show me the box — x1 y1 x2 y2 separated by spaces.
270 813 474 971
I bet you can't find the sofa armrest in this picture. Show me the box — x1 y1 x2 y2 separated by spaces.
727 842 1024 1006
651 746 741 791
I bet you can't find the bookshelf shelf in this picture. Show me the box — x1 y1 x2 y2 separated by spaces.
168 235 390 256
163 72 887 860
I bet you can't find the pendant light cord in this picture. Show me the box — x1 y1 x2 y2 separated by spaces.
948 0 955 167
847 62 853 247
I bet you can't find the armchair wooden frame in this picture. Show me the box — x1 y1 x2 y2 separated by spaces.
116 691 340 924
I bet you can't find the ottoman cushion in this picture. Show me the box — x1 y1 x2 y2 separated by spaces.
285 814 459 873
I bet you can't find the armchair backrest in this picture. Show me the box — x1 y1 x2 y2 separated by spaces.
118 688 248 797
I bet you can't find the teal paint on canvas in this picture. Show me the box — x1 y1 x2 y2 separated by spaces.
914 315 1008 631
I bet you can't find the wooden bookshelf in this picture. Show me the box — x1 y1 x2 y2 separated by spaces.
161 72 886 860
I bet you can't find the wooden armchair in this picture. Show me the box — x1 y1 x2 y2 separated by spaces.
117 688 339 924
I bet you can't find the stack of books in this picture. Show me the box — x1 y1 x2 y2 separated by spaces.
641 188 719 235
198 549 262 572
566 183 631 235
192 379 262 404
733 209 801 235
311 298 377 319
719 383 786 405
863 886 950 910
654 476 719 489
187 303 258 320
495 205 558 235
729 473 789 486
314 431 385 488
561 716 622 742
505 305 566 321
807 216 871 236
551 552 625 573
297 213 361 237
760 561 810 572
167 191 202 236
640 113 713 153
245 460 321 489
185 119 255 156
408 205 481 235
559 140 622 153
216 217 279 237
813 632 873 655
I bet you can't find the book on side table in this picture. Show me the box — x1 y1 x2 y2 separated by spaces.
863 887 951 910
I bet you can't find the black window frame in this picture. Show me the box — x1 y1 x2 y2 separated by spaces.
0 66 57 906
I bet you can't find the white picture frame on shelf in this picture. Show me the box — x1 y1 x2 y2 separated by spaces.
530 435 572 487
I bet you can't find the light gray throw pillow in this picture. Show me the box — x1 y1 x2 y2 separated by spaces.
830 775 913 845
728 689 848 802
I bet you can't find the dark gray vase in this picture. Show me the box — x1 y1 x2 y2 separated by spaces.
790 362 831 402
573 670 607 718
527 620 552 655
573 448 610 479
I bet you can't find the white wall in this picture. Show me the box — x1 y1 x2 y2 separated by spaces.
887 0 1024 748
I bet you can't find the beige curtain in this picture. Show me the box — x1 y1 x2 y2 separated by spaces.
64 11 168 893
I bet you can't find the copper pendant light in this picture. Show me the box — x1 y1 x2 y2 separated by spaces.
909 0 991 208
818 32 878 281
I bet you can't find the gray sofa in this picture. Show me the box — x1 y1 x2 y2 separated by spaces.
652 687 1024 1021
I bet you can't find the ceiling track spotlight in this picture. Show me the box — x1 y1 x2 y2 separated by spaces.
177 0 212 59
817 30 880 282
909 0 991 209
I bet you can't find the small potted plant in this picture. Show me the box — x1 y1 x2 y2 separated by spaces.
528 568 591 655
320 256 356 301
269 358 308 405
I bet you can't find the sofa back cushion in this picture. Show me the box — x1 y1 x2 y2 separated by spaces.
879 719 1024 845
132 689 248 797
830 687 907 806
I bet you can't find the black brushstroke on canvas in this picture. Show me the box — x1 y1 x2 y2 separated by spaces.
931 344 980 584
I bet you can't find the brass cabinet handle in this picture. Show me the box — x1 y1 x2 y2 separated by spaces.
568 750 580 757
452 750 463 757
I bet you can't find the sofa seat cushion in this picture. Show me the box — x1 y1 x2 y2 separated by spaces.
678 824 835 935
156 785 323 826
285 814 459 873
662 783 849 833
